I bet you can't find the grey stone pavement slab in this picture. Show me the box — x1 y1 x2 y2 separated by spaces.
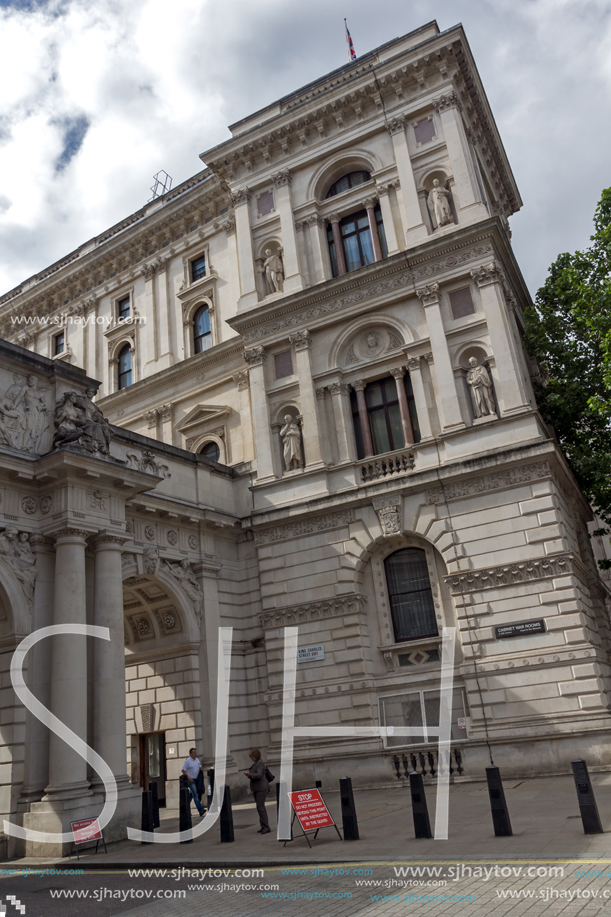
3 775 611 916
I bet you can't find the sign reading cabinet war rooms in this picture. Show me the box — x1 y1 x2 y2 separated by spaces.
495 620 546 639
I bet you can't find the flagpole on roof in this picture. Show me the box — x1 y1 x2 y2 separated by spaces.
344 18 357 62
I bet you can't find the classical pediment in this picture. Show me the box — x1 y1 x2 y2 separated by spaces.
175 403 231 434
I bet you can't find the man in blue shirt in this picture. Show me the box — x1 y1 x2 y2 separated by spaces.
181 748 206 817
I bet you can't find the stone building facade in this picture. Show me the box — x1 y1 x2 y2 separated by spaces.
0 19 610 856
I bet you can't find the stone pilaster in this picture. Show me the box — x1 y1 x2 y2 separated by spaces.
406 356 433 440
288 330 324 468
416 283 465 432
434 91 487 222
385 116 427 244
244 346 275 480
327 382 355 462
231 189 258 310
272 171 303 293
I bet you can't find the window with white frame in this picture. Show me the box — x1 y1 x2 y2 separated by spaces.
380 689 468 748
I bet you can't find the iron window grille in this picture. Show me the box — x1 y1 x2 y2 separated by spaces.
384 548 438 643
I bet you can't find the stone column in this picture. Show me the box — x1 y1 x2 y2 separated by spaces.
272 171 303 294
307 216 333 282
390 367 415 445
20 535 55 803
244 346 275 480
470 261 531 415
233 370 255 464
142 263 158 378
328 382 356 462
352 380 374 457
232 189 258 310
385 116 428 244
406 356 433 440
91 533 130 790
328 214 347 275
220 216 238 328
45 529 91 800
375 184 400 255
289 330 324 468
155 257 173 371
85 298 98 380
435 91 487 222
363 196 383 262
416 284 465 432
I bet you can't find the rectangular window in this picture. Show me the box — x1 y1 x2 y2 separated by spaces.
191 255 206 282
274 350 293 380
380 689 468 748
350 375 420 459
449 287 475 320
117 296 130 321
54 331 65 355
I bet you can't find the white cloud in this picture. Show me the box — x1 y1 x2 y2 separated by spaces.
0 0 610 296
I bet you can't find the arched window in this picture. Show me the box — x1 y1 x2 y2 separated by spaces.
326 170 371 198
118 344 132 389
384 548 438 643
193 305 212 354
327 205 387 276
200 441 220 462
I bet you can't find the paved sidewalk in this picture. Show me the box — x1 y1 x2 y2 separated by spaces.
6 772 611 867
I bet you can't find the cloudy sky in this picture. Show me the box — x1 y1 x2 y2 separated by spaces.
0 0 609 299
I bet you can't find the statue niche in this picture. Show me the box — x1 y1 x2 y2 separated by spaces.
466 356 497 420
256 245 284 297
280 414 302 472
425 175 455 230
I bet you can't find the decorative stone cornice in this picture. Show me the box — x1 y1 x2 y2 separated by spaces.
289 329 311 351
243 345 266 367
426 461 551 504
229 188 250 206
470 260 505 287
328 382 351 396
385 115 407 135
445 552 588 596
253 508 354 545
434 90 463 113
271 169 291 187
233 369 250 390
260 592 367 628
416 282 441 307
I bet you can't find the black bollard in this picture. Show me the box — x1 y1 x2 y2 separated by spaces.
340 777 359 840
220 785 235 843
572 759 603 834
486 766 512 837
148 781 160 829
315 780 322 788
207 768 215 810
141 790 154 844
179 786 193 844
409 771 432 839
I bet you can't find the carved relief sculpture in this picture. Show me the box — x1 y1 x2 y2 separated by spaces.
258 249 284 294
0 527 37 602
466 357 495 417
0 373 50 453
126 450 171 478
372 494 402 536
280 415 302 471
162 558 204 622
143 546 160 575
428 179 453 228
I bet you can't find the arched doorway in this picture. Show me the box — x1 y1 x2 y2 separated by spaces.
122 568 202 809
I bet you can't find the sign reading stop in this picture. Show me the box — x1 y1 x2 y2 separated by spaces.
288 788 335 832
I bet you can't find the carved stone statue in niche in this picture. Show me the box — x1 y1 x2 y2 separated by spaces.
162 558 203 622
0 526 37 600
428 178 453 228
52 389 112 455
258 248 284 294
280 415 302 471
466 356 495 417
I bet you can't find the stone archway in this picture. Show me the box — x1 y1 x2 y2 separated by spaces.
122 572 203 808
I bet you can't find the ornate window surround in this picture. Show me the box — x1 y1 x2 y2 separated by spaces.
187 429 227 463
104 284 137 342
108 331 137 392
177 240 215 294
371 534 447 672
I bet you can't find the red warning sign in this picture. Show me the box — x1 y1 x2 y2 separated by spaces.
71 817 102 845
288 788 335 832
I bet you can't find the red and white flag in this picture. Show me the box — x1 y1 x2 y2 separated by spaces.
345 19 357 61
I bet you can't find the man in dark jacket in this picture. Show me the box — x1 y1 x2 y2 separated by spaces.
244 748 270 833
